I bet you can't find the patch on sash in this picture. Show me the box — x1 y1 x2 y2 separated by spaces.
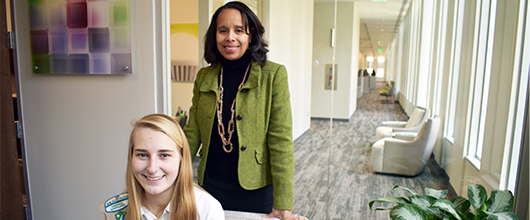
114 211 126 220
104 193 128 213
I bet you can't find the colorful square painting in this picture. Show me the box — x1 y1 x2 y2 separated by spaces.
29 0 132 74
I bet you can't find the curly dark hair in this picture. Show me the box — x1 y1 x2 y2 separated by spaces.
204 1 269 66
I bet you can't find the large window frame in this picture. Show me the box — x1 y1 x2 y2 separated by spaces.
431 0 449 116
445 0 466 143
465 0 497 168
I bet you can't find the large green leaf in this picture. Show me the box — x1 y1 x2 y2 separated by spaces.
451 196 468 207
393 185 419 196
442 215 453 220
482 211 519 220
465 211 477 220
426 188 448 199
452 196 471 212
485 190 514 213
454 207 468 220
410 195 436 207
389 203 430 220
476 210 489 219
420 206 445 219
468 184 487 212
432 199 462 220
369 197 410 211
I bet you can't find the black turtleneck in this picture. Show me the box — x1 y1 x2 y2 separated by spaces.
206 53 252 184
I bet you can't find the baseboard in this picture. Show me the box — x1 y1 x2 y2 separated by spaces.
431 153 458 199
293 129 310 144
310 117 350 122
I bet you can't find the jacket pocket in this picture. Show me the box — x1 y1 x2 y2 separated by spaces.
255 149 269 164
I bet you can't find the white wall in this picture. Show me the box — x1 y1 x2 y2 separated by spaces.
14 1 166 219
170 0 198 116
349 5 360 116
267 0 314 139
311 2 357 120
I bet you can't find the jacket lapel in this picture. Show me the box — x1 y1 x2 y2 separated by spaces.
199 64 222 93
242 60 260 90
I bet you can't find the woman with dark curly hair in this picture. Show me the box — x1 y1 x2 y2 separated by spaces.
184 1 306 219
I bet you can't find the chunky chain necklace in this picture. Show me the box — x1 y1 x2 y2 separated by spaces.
217 63 250 153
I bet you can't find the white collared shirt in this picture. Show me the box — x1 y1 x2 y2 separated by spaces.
140 187 225 220
141 203 170 220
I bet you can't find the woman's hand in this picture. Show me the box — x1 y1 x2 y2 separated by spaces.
263 209 308 220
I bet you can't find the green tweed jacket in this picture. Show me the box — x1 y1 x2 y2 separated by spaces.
183 60 294 210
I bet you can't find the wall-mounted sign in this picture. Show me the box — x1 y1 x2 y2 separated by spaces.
28 0 131 75
324 64 337 90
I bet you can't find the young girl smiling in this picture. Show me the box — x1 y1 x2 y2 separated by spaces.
100 114 224 220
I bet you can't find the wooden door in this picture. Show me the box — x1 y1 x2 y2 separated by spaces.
0 0 25 219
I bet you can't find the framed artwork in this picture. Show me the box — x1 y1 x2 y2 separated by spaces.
28 0 132 75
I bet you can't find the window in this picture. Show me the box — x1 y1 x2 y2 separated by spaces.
431 0 448 116
466 0 496 167
445 0 466 142
376 57 385 78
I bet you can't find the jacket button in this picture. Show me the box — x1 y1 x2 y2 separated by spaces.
241 145 247 151
236 115 243 120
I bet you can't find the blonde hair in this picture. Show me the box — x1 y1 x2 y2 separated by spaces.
125 114 197 220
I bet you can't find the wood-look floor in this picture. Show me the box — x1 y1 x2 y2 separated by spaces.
194 82 454 219
291 82 453 219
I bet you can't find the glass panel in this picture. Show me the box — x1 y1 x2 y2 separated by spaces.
88 27 110 53
49 54 69 73
109 1 129 27
68 28 89 53
89 53 111 74
47 3 67 29
29 5 47 30
30 30 49 54
31 54 50 74
110 53 132 74
70 54 90 74
110 27 130 53
48 29 68 54
88 1 109 28
67 2 88 28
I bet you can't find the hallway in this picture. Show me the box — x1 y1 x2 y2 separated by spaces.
291 82 453 219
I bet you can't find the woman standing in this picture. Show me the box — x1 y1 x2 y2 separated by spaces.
99 114 224 220
184 2 306 220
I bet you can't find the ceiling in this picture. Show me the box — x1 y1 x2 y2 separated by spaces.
316 0 412 58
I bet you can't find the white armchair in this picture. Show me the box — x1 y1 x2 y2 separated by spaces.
371 117 440 176
374 106 429 141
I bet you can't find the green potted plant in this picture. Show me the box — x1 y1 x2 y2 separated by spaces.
369 184 518 220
